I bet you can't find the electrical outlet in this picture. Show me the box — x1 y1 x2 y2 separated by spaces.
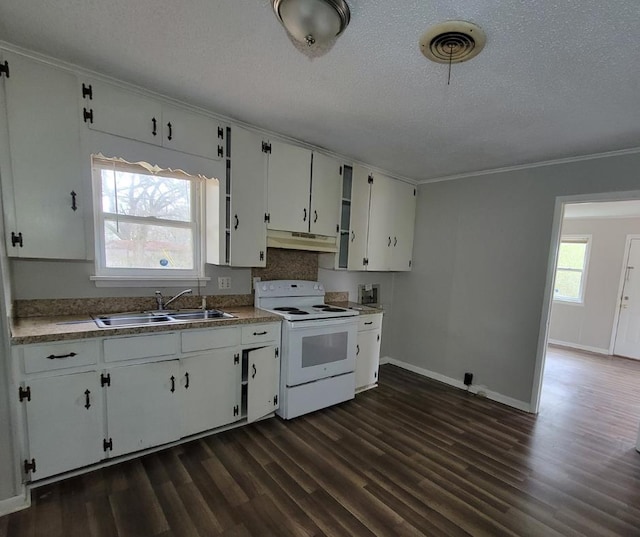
217 276 231 290
252 277 261 290
464 372 473 386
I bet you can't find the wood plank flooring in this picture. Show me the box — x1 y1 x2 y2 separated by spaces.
2 348 640 537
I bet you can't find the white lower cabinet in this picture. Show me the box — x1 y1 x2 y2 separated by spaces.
355 314 383 392
23 372 103 480
15 322 281 482
180 348 241 437
247 346 280 422
105 360 181 458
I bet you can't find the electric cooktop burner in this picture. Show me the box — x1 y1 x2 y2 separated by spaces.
288 311 309 315
313 304 329 308
274 307 300 312
323 307 347 313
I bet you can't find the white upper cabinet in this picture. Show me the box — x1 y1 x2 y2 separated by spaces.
79 79 225 160
0 52 87 259
264 140 341 237
229 126 267 267
310 152 341 237
347 165 372 271
340 166 416 271
266 140 312 233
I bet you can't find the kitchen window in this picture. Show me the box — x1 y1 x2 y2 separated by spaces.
92 155 207 281
554 235 590 304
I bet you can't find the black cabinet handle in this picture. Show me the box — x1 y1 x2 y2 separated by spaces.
356 344 360 356
152 117 157 136
394 237 397 247
351 231 355 242
84 389 91 409
234 215 239 230
364 321 373 325
185 372 190 389
70 191 77 211
46 352 77 360
303 208 307 222
253 331 267 336
314 210 318 223
388 236 392 247
252 364 257 379
167 122 173 141
170 375 175 393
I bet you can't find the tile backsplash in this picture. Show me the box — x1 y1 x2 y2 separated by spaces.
252 248 318 282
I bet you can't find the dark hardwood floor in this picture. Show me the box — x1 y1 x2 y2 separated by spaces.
2 349 640 537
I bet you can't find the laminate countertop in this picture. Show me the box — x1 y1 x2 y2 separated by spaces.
10 306 281 345
11 303 383 345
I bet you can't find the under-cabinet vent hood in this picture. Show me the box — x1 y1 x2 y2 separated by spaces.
266 230 338 253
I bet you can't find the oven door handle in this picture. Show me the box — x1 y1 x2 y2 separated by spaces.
286 317 359 329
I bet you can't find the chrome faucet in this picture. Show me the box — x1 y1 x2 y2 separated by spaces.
154 289 193 310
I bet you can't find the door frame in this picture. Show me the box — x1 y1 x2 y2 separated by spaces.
530 189 640 414
609 235 640 356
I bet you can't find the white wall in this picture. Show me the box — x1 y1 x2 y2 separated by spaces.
387 151 640 407
549 217 640 352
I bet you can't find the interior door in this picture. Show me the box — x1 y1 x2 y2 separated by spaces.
614 239 640 359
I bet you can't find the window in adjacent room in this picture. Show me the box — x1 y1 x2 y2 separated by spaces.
554 235 590 303
92 155 209 280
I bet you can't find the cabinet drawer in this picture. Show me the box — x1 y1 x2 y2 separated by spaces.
104 333 178 363
358 314 382 332
181 327 240 353
241 324 280 345
22 340 99 374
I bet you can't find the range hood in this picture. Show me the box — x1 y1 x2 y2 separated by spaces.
266 230 338 253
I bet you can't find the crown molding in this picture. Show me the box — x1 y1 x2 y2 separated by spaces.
418 146 640 185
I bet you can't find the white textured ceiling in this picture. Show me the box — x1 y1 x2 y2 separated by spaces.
0 0 639 181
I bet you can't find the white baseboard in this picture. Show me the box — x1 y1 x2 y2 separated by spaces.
382 357 532 413
0 490 30 517
548 339 609 355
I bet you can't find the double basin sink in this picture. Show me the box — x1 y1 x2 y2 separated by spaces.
93 309 234 328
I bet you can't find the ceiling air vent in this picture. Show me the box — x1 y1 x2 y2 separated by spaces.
419 21 486 64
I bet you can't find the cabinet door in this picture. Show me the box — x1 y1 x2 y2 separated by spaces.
390 181 417 271
310 152 341 237
162 104 224 160
355 329 381 391
266 140 311 233
24 372 103 480
106 361 180 457
247 345 280 423
366 173 395 271
180 348 241 437
82 79 162 146
347 165 372 271
2 52 86 259
229 126 267 266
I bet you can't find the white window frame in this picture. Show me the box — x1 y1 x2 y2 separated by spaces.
553 234 591 304
91 155 206 283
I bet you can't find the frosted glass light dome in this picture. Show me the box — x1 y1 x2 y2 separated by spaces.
272 0 350 46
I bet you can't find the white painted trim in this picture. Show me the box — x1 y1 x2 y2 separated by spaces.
547 339 609 355
0 490 30 517
609 235 640 355
379 355 392 365
531 190 640 414
418 147 640 184
383 358 531 413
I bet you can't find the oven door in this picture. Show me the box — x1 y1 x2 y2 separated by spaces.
282 317 358 386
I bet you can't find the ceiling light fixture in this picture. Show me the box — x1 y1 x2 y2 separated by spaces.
271 0 351 47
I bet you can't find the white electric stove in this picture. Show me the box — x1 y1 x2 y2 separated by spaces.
255 280 359 419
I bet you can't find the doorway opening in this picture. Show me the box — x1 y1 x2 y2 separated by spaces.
532 196 640 450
